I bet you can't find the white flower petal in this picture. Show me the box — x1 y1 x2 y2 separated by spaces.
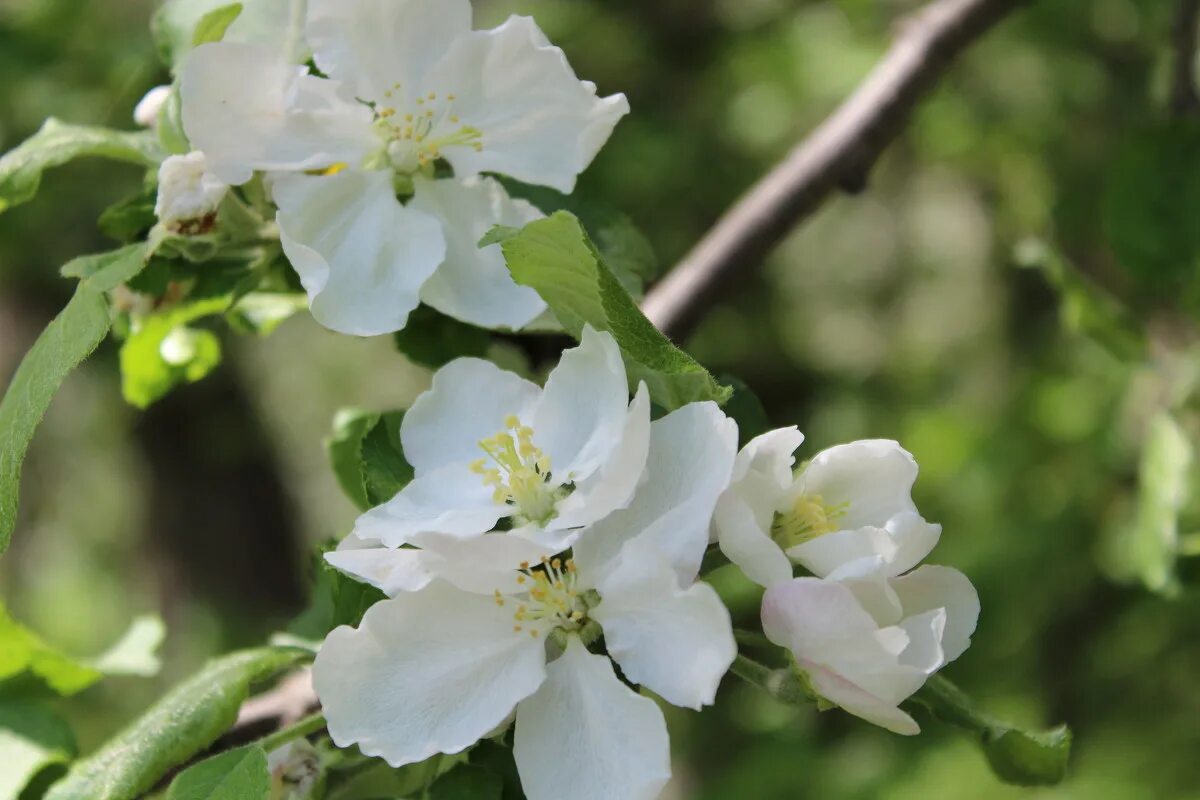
797 439 919 530
314 583 549 766
513 638 670 800
591 544 735 710
895 608 947 674
324 542 436 596
408 530 556 595
351 463 504 546
532 327 630 483
802 663 921 736
713 427 805 588
273 169 446 337
761 578 930 732
890 565 980 664
425 16 629 192
787 511 941 581
180 43 373 185
306 0 471 103
134 85 171 128
410 176 546 329
573 402 738 585
400 358 541 474
550 382 651 534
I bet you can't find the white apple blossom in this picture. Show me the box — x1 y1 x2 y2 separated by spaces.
713 430 942 587
341 328 651 564
314 401 739 800
761 566 979 735
133 85 171 129
179 0 628 336
154 152 229 231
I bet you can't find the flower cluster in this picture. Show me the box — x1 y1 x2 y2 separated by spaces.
714 431 980 733
135 0 981 795
164 0 627 336
310 328 978 798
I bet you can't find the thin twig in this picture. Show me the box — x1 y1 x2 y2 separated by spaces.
641 0 1029 341
1171 0 1200 116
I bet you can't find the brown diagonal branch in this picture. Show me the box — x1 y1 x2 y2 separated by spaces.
1171 0 1200 116
641 0 1029 341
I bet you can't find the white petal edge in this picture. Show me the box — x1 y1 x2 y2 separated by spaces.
180 42 373 185
400 357 542 474
591 543 736 710
411 176 547 330
891 565 980 664
305 0 472 103
424 16 630 192
351 462 504 546
314 582 549 766
713 427 805 588
573 401 738 586
513 638 670 800
274 169 446 336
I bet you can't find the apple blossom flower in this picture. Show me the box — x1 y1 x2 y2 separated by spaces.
133 85 171 129
154 151 228 232
713 430 942 587
761 566 979 735
314 400 739 800
343 327 651 560
266 739 321 799
179 0 628 335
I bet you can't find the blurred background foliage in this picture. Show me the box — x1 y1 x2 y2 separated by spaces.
2 0 1200 797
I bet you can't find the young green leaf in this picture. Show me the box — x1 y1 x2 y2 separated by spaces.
119 296 233 409
326 409 381 512
288 543 387 641
0 119 160 214
361 412 414 507
428 765 504 800
0 701 77 800
907 675 1072 786
392 305 491 369
91 616 166 678
500 180 660 296
165 745 269 800
0 604 102 696
45 647 308 800
191 3 243 47
0 290 108 557
497 211 731 410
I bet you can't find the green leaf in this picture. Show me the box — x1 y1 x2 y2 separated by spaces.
192 3 243 47
0 119 161 214
0 604 102 696
0 239 151 553
1014 240 1145 361
60 243 151 284
908 675 1072 786
326 410 379 511
361 412 414 507
0 701 77 800
45 647 308 800
429 765 503 800
720 375 770 447
226 293 307 337
1103 122 1200 306
166 745 269 800
98 187 158 243
91 616 166 678
1125 413 1193 594
119 296 232 409
500 180 660 295
497 212 731 410
393 305 491 369
289 542 387 641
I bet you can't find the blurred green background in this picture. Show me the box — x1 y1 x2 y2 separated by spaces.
2 0 1199 797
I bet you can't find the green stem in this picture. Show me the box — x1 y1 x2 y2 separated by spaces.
733 628 773 649
730 654 813 706
256 711 326 754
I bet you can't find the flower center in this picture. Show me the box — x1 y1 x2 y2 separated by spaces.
771 494 848 550
470 416 562 525
368 87 484 173
494 557 592 638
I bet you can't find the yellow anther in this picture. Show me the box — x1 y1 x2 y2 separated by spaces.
520 561 530 570
447 93 457 100
450 115 460 123
404 114 414 122
530 629 540 638
514 625 523 632
428 92 437 100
